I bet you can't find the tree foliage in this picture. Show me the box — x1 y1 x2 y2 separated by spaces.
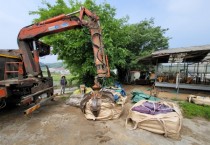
30 0 129 86
116 19 170 82
30 0 170 85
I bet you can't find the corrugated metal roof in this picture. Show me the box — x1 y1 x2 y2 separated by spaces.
137 44 210 64
152 44 210 55
203 52 210 61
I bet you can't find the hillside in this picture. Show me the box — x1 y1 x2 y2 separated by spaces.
40 62 63 68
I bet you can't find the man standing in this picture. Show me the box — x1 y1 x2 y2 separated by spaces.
60 76 67 94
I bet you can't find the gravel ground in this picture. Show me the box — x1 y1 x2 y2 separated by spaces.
0 85 209 145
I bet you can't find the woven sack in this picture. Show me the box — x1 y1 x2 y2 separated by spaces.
126 100 182 139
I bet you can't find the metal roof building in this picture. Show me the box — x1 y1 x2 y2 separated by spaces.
138 44 210 64
138 44 210 91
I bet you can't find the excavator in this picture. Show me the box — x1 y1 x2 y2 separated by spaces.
0 7 110 114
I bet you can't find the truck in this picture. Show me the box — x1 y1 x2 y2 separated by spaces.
0 7 110 114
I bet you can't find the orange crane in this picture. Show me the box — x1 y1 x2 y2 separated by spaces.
0 7 110 114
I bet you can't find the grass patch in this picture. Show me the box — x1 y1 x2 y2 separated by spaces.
42 72 79 87
179 101 210 120
51 73 73 81
42 72 74 81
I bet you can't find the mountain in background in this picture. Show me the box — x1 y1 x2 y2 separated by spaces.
40 62 64 68
39 62 45 67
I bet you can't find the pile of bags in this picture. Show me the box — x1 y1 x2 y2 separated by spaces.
83 87 127 121
66 83 127 121
66 84 183 139
126 100 182 139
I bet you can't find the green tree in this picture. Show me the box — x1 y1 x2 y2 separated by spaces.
30 0 129 86
30 0 169 85
116 19 170 82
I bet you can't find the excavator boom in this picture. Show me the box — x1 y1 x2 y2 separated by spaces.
0 7 110 113
18 7 110 88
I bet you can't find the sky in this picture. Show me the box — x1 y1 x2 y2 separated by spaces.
0 0 210 63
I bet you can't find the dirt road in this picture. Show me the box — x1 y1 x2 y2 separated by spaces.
0 85 210 145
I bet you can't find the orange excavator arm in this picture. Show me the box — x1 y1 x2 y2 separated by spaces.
17 7 110 88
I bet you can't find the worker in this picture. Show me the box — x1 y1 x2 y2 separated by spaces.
60 76 67 94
